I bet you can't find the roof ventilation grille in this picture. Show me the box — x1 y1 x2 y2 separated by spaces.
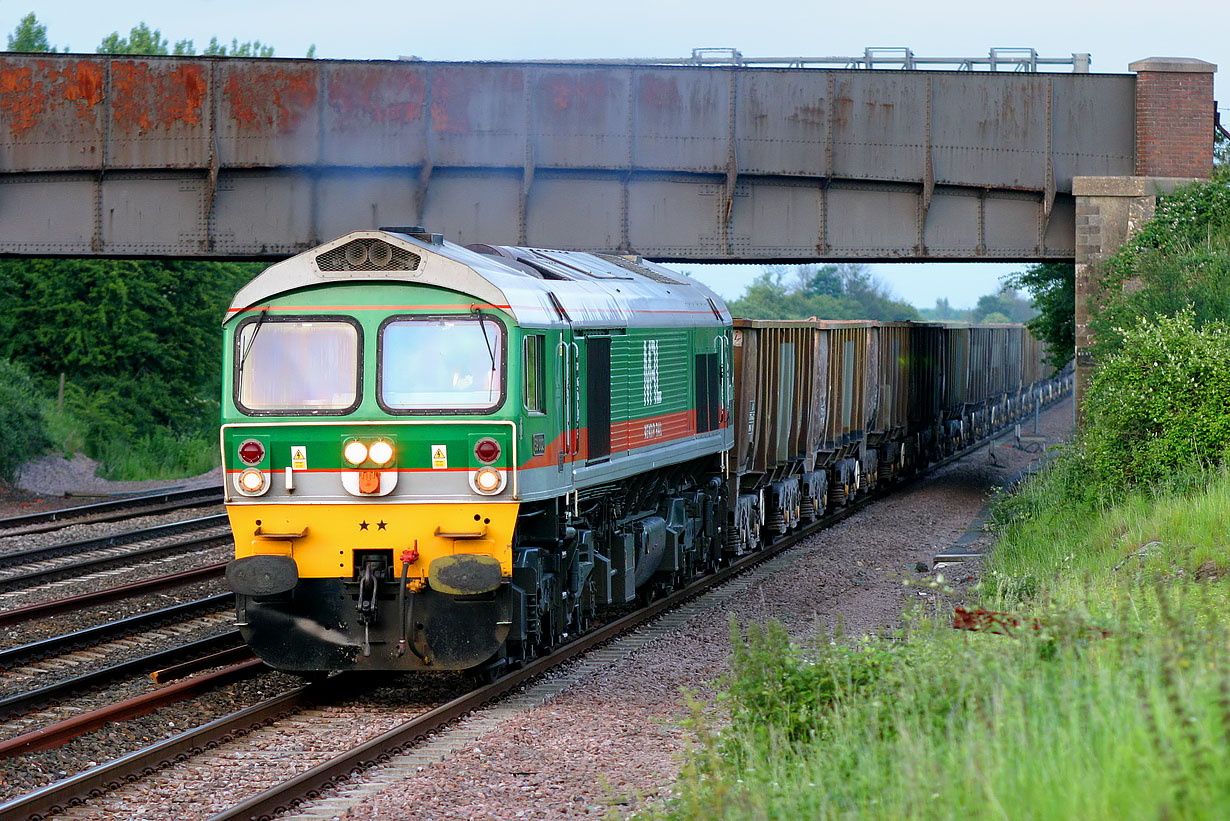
316 239 420 272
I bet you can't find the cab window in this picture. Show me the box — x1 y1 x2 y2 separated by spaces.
235 317 360 414
380 316 504 412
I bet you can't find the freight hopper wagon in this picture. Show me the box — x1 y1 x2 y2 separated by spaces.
726 319 1063 548
221 229 734 676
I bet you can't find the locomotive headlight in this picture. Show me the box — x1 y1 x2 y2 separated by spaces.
368 440 394 466
472 467 504 495
238 468 267 494
343 440 369 466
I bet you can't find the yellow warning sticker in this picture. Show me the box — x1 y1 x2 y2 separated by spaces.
291 446 307 470
431 444 448 469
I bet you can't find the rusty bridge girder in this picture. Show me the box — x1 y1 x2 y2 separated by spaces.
0 55 1138 261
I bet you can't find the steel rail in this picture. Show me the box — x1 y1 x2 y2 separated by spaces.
0 512 228 572
0 593 232 668
0 563 227 628
0 632 244 720
0 393 1068 821
0 657 266 757
0 486 224 536
0 681 323 821
0 527 231 595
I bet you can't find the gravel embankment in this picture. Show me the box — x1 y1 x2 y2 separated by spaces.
13 454 220 502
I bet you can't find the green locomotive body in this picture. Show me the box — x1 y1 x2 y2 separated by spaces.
221 230 734 674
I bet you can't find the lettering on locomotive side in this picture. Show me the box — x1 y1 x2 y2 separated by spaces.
643 421 663 440
643 339 662 406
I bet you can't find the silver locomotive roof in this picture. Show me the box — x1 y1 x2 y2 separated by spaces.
224 230 730 330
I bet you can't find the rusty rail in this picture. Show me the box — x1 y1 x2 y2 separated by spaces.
0 657 264 757
0 680 322 821
0 593 231 668
0 632 243 720
0 526 230 595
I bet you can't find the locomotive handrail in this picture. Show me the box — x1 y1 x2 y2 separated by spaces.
434 526 489 539
253 526 308 540
570 341 582 454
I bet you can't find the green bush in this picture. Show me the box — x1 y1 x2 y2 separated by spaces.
1090 177 1230 359
0 358 51 483
1080 310 1230 491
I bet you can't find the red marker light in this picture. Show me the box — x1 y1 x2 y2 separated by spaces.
474 437 501 464
238 439 265 465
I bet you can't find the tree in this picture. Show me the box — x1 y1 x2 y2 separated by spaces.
0 257 260 451
727 264 917 321
918 297 971 322
971 286 1035 324
1005 263 1074 368
6 12 52 52
203 37 275 57
97 22 169 55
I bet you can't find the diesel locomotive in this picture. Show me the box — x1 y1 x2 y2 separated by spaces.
221 228 1066 676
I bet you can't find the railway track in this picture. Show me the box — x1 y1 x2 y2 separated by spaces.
0 486 224 538
0 563 227 629
0 514 231 594
0 405 1055 821
0 631 246 723
0 594 236 717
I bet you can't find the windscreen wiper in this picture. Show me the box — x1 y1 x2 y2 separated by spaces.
239 309 269 371
473 309 497 371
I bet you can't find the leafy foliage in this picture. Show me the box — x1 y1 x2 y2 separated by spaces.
0 358 50 483
0 258 259 468
1079 311 1230 491
95 24 276 58
914 285 1036 324
97 22 171 55
1088 178 1230 360
727 264 918 321
1005 262 1075 367
202 37 275 57
719 618 896 747
5 12 55 52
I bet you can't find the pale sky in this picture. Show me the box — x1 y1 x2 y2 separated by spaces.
5 0 1225 309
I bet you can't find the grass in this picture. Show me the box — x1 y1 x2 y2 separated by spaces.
653 459 1230 820
90 427 219 481
43 404 218 482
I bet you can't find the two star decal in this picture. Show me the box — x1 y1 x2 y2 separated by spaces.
359 521 388 531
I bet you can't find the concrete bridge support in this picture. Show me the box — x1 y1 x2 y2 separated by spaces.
1072 57 1217 412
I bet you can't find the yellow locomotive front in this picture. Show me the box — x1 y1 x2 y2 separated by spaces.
221 233 526 673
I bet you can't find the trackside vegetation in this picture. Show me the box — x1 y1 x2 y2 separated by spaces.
0 258 260 482
0 14 301 483
655 169 1230 820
